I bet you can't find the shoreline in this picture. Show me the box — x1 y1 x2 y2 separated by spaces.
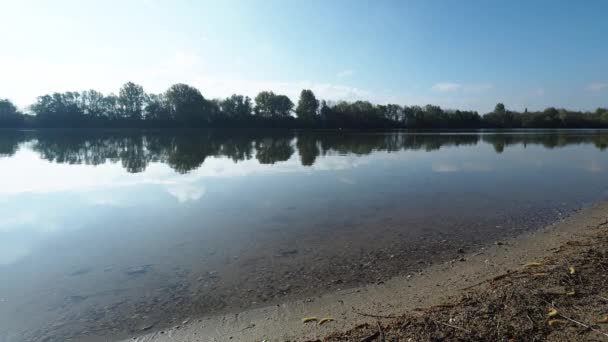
126 201 608 342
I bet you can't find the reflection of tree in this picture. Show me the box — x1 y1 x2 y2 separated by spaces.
481 133 608 151
296 133 320 166
255 137 294 164
314 132 480 156
166 134 216 174
2 130 605 173
119 136 148 173
0 131 26 157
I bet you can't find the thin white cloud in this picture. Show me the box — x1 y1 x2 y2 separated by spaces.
337 69 355 78
431 82 494 94
432 82 462 92
587 82 607 92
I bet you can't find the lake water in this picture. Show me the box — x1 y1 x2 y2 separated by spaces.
1 129 607 341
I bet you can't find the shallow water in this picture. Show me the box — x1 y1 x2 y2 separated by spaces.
0 129 607 341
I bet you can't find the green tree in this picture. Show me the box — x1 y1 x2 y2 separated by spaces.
494 103 506 115
118 82 146 120
165 83 209 123
220 94 252 118
81 90 105 117
0 99 24 127
102 94 120 119
254 91 294 117
144 93 171 120
295 89 319 120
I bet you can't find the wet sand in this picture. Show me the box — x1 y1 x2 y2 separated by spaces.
125 201 608 342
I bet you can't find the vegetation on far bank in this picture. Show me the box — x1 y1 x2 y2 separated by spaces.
1 82 608 129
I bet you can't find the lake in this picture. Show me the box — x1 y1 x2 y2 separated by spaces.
1 129 607 342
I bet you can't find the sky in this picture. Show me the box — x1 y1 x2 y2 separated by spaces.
1 0 607 113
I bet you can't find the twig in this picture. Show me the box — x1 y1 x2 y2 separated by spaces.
376 321 385 342
353 310 397 319
543 300 608 338
360 331 380 342
429 318 471 334
526 313 534 330
460 271 514 291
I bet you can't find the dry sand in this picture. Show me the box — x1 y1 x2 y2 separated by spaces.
126 201 608 342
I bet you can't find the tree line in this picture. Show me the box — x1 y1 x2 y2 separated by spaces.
1 82 607 128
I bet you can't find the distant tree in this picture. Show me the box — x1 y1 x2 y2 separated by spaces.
0 99 24 127
0 99 18 118
494 103 506 115
165 83 209 124
319 100 331 119
31 92 84 125
295 89 319 120
81 90 105 117
254 91 294 118
379 104 403 122
144 93 171 120
220 94 253 118
102 94 120 119
118 82 146 120
273 95 294 117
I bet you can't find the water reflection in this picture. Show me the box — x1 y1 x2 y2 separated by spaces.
1 129 607 342
1 130 607 173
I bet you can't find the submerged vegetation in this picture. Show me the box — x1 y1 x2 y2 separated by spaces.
1 82 607 129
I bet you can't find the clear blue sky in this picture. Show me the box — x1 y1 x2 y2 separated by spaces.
1 0 607 113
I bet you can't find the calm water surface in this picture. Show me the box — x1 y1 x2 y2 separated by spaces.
1 129 607 341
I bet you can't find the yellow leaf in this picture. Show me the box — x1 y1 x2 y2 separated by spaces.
319 317 335 325
547 308 559 318
548 319 567 327
302 317 318 323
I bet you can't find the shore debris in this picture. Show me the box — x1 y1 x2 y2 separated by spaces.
547 308 559 318
597 316 608 324
548 319 568 327
523 262 543 268
302 317 318 323
360 331 379 342
324 217 608 341
319 317 335 325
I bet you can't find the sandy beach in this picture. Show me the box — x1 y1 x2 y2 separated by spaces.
124 201 608 341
